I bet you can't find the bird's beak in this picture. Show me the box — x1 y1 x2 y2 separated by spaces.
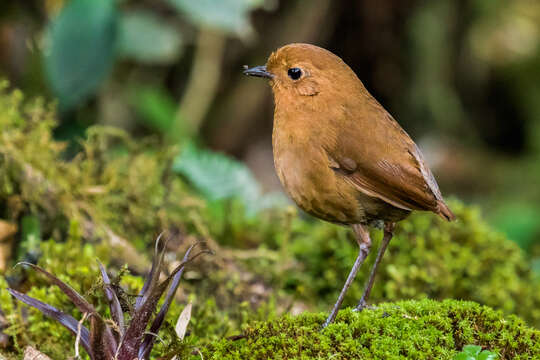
243 65 274 79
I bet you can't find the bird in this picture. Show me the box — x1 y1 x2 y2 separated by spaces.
243 43 455 328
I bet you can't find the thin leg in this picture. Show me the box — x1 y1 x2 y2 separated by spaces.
322 224 371 328
355 222 395 311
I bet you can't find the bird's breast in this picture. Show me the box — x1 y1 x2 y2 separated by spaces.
272 122 365 224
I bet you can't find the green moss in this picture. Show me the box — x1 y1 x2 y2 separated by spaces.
204 299 539 360
1 84 540 358
0 82 204 272
0 222 112 358
276 201 540 326
2 83 539 327
0 229 195 359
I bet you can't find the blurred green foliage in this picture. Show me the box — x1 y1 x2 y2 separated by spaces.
118 10 183 64
41 0 267 111
128 86 180 136
173 141 287 215
18 215 40 260
166 0 265 36
45 0 118 110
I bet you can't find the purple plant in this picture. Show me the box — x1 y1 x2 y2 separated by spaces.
7 235 209 360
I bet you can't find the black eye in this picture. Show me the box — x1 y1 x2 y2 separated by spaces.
287 67 302 80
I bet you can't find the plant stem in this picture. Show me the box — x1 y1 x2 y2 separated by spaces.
175 28 226 137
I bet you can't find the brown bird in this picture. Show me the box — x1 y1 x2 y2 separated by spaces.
243 43 455 328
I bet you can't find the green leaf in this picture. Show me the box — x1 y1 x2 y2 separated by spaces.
532 257 540 275
490 203 540 250
19 215 41 257
118 10 183 64
478 351 498 360
173 142 286 214
454 345 497 360
463 345 482 355
166 0 264 35
173 142 260 204
129 86 178 134
21 215 40 243
44 0 118 110
453 354 475 360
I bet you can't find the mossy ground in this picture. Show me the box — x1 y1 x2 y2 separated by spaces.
281 201 540 326
1 85 540 358
204 299 540 360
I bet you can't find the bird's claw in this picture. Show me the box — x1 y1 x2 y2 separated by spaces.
353 301 377 312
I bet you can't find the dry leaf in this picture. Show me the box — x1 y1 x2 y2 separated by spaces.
175 302 192 340
23 346 52 360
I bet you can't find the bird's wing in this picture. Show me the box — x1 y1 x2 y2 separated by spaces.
327 98 454 221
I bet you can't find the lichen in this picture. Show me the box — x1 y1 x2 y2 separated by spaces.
204 299 540 360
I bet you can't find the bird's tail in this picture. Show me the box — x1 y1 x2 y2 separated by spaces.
436 200 456 221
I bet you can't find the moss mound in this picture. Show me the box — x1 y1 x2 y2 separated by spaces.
283 202 540 326
205 299 540 360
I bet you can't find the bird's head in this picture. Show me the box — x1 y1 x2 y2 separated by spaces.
243 43 363 100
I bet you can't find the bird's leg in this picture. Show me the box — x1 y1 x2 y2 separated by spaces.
355 222 395 311
322 224 371 329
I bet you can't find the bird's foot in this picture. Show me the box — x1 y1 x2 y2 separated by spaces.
353 300 377 312
321 314 334 330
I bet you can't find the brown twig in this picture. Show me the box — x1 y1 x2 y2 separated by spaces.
226 334 247 341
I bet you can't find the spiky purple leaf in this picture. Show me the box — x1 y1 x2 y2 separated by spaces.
136 233 167 311
138 243 196 358
7 288 92 356
89 313 116 360
118 247 209 360
15 262 97 314
98 261 124 336
15 262 118 355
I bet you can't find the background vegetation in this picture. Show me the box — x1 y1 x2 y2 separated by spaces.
1 0 540 358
